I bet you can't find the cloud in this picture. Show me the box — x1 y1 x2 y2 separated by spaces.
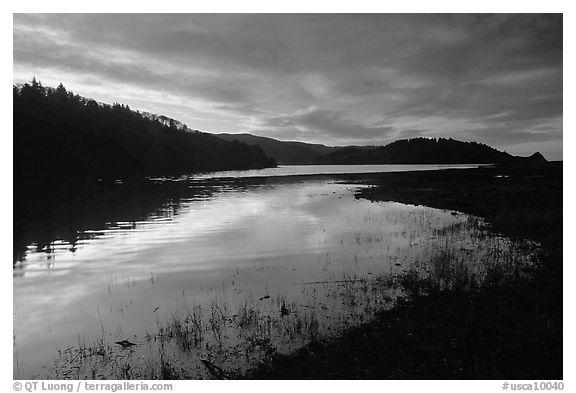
263 108 397 143
13 13 563 159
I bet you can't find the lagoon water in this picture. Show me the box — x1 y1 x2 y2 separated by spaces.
162 163 484 180
13 164 532 379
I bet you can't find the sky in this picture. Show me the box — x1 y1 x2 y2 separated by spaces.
13 14 563 159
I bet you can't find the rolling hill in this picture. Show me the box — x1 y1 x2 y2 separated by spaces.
215 134 526 165
317 138 514 164
216 133 338 165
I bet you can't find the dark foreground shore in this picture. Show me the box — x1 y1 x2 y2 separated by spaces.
244 164 562 379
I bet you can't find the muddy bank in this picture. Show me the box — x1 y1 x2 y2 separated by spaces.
245 164 562 379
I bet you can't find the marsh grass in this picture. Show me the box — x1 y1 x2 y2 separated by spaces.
47 242 537 379
46 278 400 379
43 203 539 379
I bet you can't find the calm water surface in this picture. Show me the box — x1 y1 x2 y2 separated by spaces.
13 165 533 379
162 163 484 180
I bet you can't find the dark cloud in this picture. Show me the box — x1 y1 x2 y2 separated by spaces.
264 108 397 142
13 13 563 159
469 127 561 146
383 68 562 125
13 28 262 106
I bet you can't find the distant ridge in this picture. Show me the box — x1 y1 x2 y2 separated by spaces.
217 133 338 165
215 134 526 165
317 138 513 164
527 152 548 162
500 151 549 168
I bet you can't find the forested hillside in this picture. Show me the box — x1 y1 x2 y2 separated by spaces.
317 138 513 164
217 133 337 164
14 79 276 191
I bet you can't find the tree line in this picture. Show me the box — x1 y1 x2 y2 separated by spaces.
14 78 276 192
318 137 513 165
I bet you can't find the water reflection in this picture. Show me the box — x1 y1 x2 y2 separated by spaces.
14 178 266 264
187 164 483 180
14 165 483 264
13 173 536 379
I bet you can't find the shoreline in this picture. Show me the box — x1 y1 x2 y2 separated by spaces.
14 164 563 379
244 164 562 379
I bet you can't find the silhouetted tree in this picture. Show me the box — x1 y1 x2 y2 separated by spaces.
319 137 512 165
13 79 277 191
